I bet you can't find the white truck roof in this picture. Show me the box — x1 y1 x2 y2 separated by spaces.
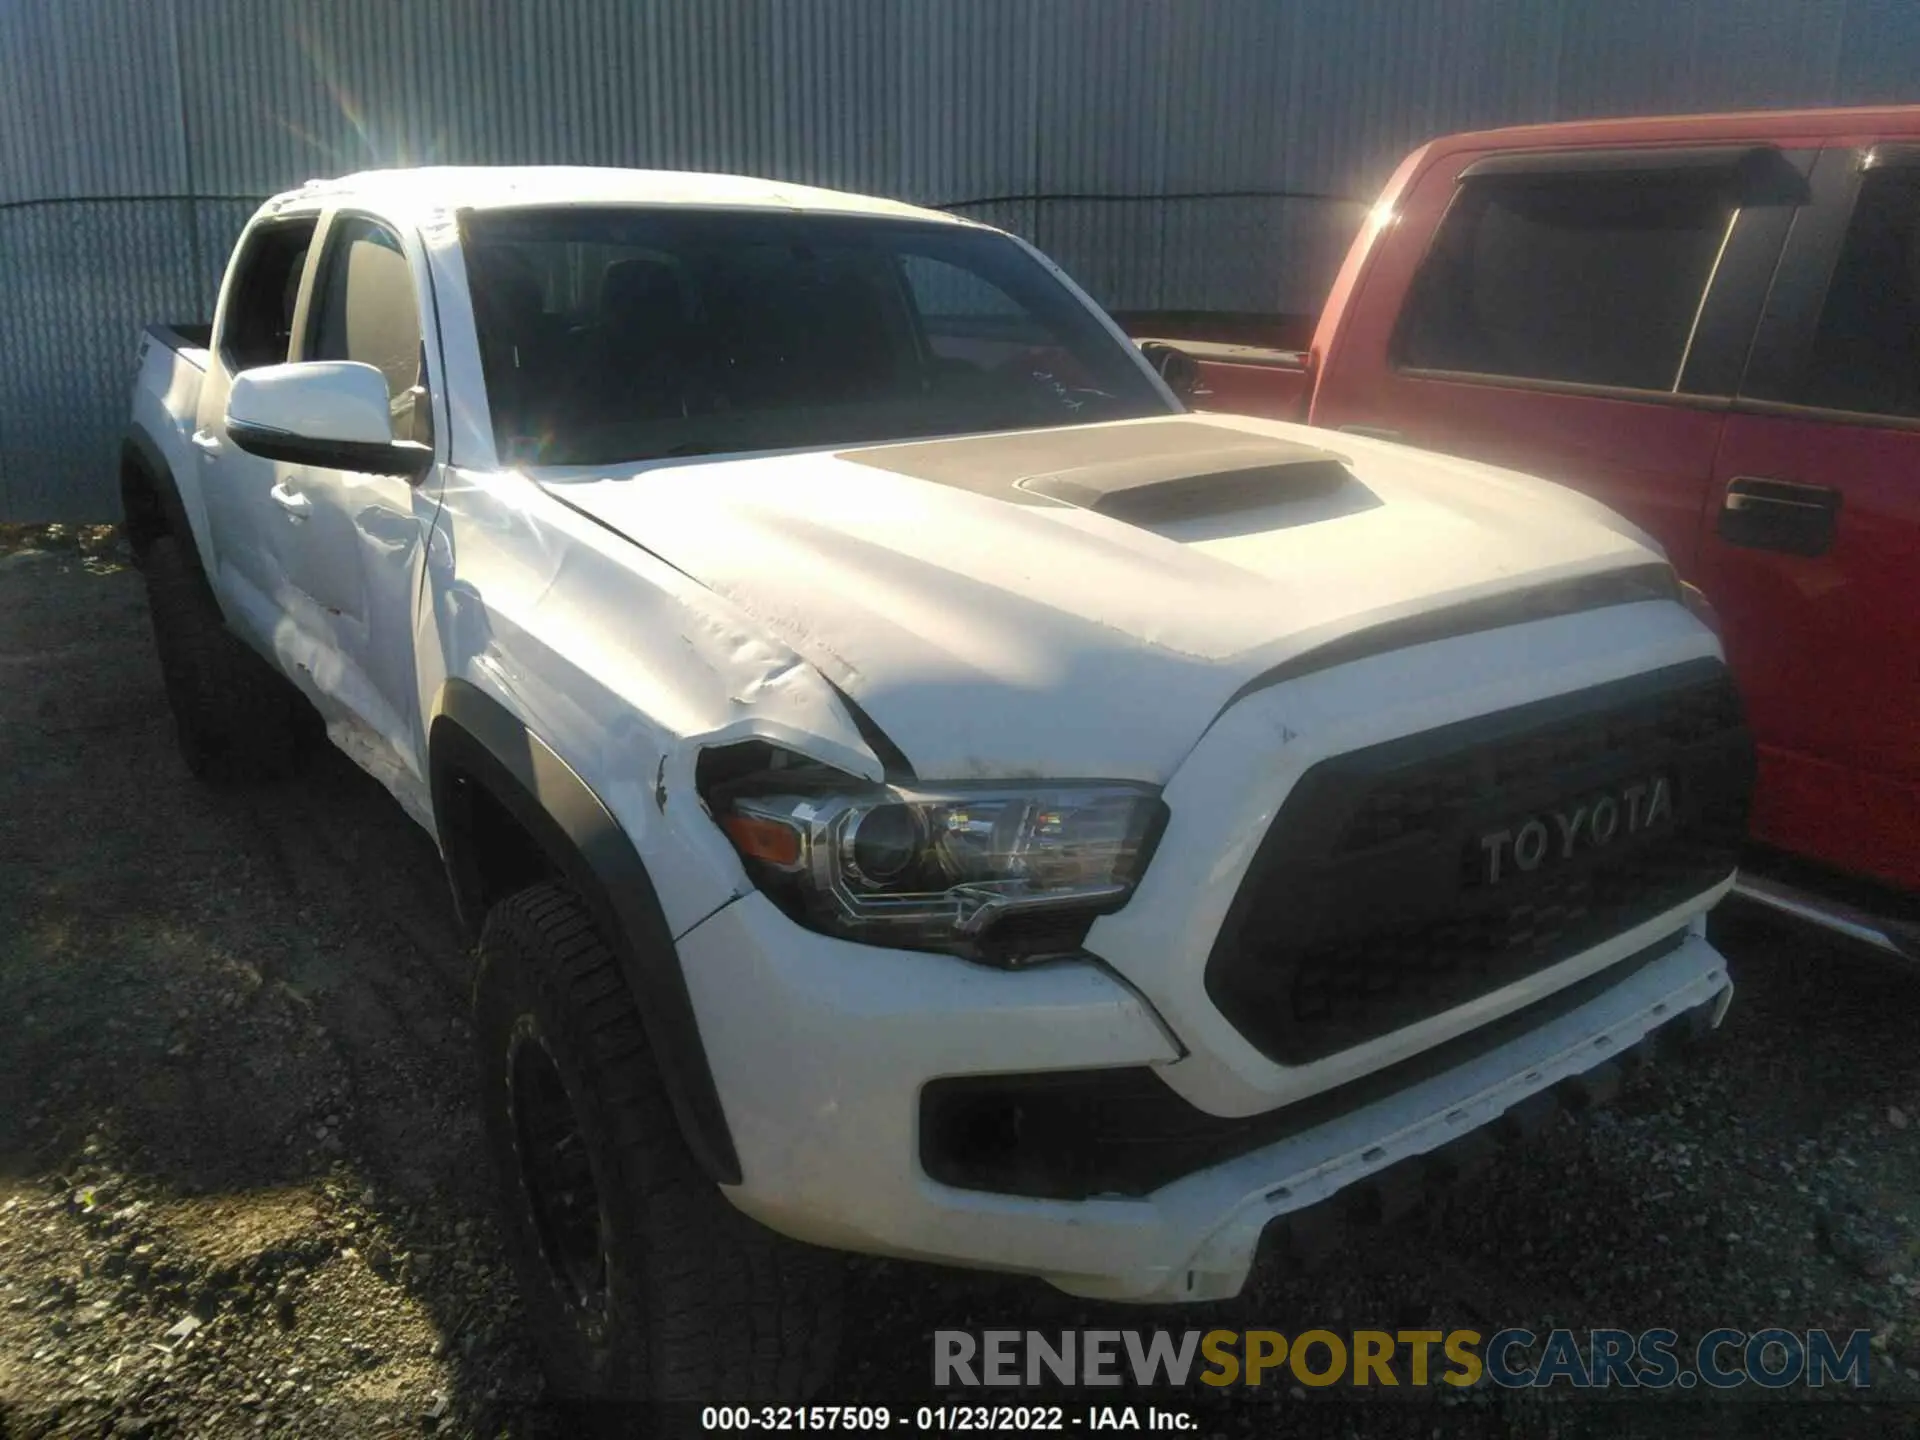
266 165 968 227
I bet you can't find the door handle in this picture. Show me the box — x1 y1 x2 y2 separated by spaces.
190 428 221 454
1337 424 1406 443
269 480 312 520
1717 476 1840 558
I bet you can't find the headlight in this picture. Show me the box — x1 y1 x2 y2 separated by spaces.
704 757 1165 965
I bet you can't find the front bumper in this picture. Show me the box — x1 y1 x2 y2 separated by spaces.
677 891 1731 1303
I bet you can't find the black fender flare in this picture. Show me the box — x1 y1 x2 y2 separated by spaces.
119 425 194 558
430 678 742 1184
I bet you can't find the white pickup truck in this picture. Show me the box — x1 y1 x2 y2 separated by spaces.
122 166 1754 1404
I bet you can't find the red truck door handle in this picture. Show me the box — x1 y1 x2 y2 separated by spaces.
1717 476 1841 558
1337 424 1405 443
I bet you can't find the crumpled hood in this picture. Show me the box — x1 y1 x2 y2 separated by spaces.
536 414 1669 782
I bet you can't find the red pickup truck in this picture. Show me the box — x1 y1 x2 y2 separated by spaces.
1142 105 1919 957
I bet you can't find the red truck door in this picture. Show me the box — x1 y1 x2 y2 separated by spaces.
1697 144 1920 893
1310 147 1809 571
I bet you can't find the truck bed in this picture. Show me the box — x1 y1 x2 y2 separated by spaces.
145 322 213 355
128 321 212 559
1133 335 1313 420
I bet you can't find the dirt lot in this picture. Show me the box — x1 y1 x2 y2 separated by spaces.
2 531 1919 1438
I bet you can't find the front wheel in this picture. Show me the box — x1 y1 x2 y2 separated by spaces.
472 882 842 1404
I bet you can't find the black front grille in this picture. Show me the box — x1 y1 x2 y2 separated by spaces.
1205 661 1753 1066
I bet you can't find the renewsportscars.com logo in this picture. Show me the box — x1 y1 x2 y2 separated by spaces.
934 1328 1874 1391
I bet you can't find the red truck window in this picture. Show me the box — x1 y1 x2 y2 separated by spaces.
1776 168 1920 419
1393 174 1734 393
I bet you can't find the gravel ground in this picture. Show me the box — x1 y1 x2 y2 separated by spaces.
2 530 1918 1439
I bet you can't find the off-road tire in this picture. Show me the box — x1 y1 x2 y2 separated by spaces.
473 882 843 1405
142 534 315 782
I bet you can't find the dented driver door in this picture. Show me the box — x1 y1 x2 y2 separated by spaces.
277 208 444 813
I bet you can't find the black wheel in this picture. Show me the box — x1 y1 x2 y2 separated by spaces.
142 534 317 783
472 882 842 1405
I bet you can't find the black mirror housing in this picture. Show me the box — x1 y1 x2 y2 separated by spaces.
228 422 434 480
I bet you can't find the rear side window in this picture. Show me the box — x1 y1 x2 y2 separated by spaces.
1394 173 1734 392
220 218 319 373
1785 168 1920 419
306 216 430 444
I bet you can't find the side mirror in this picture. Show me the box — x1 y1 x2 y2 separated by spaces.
1138 341 1207 406
226 361 432 480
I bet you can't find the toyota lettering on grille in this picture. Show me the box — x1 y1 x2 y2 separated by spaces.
1477 775 1673 885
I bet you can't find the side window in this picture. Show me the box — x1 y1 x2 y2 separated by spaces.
900 255 1025 320
220 219 318 373
1394 173 1734 392
1783 168 1920 419
899 254 1046 362
307 217 431 444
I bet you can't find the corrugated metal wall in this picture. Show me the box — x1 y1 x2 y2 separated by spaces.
4 0 1918 519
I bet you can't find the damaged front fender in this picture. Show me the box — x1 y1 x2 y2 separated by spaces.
419 465 895 940
415 470 913 1187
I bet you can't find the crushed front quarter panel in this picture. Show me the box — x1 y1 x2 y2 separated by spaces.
418 465 882 938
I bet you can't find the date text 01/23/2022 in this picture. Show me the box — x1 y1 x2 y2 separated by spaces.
699 1405 1196 1432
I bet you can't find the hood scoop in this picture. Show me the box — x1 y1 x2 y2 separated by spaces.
1018 441 1351 523
840 419 1354 526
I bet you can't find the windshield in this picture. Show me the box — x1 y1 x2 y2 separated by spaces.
459 207 1173 466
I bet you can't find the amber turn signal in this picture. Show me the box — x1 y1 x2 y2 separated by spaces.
721 811 804 868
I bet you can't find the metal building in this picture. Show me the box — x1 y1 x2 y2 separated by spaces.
5 0 1918 520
